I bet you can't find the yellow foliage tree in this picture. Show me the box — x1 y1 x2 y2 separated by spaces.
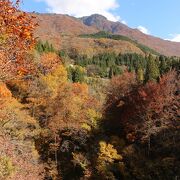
40 65 67 98
96 141 123 179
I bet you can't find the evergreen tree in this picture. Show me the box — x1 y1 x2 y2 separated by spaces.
72 66 86 83
35 40 44 53
108 67 113 78
44 41 50 52
159 55 167 75
145 54 160 82
35 40 56 53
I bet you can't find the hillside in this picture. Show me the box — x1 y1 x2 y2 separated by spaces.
34 13 98 48
81 14 180 56
34 13 180 56
34 14 146 56
79 31 159 55
60 35 144 56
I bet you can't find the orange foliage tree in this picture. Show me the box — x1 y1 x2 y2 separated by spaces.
0 0 36 81
38 52 61 75
48 82 98 133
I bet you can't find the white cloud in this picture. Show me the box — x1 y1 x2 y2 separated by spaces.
137 26 150 35
35 0 121 21
121 20 127 25
168 34 180 42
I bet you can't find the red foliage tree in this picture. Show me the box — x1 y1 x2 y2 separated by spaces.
105 71 137 110
105 71 179 142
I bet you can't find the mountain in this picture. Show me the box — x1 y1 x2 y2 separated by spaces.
80 14 180 56
34 13 97 48
34 13 180 56
34 14 144 56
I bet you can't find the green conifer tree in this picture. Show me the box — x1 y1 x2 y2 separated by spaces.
145 54 160 82
159 55 167 75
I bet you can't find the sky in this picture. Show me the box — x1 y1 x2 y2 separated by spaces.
20 0 180 42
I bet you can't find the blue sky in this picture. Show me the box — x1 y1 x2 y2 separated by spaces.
20 0 180 41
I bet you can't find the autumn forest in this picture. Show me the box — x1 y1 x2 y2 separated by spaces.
0 1 179 180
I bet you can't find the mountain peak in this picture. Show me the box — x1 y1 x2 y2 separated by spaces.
80 14 108 26
81 14 107 20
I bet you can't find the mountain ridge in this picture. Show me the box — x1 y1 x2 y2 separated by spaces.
34 13 180 56
80 14 180 56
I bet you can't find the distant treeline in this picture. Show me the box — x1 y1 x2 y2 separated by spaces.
35 40 56 53
35 39 180 82
74 52 180 81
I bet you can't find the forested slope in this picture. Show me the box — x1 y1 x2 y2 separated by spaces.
0 1 179 180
